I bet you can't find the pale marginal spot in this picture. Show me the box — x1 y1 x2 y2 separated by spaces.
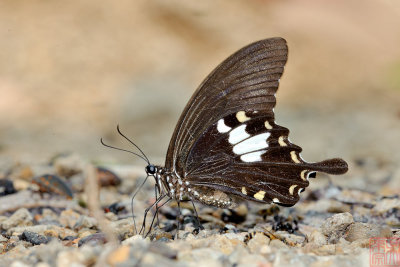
290 151 301 163
264 121 273 130
289 184 298 195
233 133 270 155
241 187 247 195
236 111 250 122
217 119 231 133
278 136 287 146
300 170 307 181
272 198 279 203
229 125 250 144
185 181 189 185
240 150 266 162
254 190 266 200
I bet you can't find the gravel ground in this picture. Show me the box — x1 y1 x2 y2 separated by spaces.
0 153 398 267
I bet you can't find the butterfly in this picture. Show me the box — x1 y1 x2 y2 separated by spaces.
104 37 348 228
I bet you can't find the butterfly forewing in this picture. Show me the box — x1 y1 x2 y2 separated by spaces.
166 38 288 173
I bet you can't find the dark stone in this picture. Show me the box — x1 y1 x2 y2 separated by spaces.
20 231 51 245
96 167 121 187
0 179 17 196
162 222 177 232
78 233 107 247
160 206 179 220
221 209 246 224
63 236 78 241
106 202 126 214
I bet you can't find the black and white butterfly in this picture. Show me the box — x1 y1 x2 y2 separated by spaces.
104 37 348 229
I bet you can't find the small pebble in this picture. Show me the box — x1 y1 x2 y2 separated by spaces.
308 230 327 246
344 222 393 242
59 209 81 228
73 215 98 231
78 233 107 247
321 212 354 243
54 154 84 177
1 208 33 230
373 198 400 215
269 238 288 249
0 235 8 242
247 232 270 253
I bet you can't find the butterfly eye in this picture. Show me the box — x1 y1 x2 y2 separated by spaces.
145 165 156 175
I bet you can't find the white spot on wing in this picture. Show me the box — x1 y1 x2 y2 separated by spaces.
289 184 298 195
241 187 247 195
278 136 287 146
236 111 250 122
217 119 231 133
300 170 307 181
228 125 249 144
264 121 273 130
290 151 301 163
233 132 270 154
272 198 279 203
240 150 266 162
254 191 266 200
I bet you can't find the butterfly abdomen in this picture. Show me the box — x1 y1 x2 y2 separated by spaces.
159 169 238 208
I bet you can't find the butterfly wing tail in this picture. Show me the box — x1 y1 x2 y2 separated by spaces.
309 158 348 175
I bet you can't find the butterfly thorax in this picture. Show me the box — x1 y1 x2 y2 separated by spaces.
154 166 237 208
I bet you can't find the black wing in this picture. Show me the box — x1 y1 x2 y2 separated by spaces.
165 37 347 206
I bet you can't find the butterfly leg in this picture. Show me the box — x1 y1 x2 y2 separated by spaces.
174 201 182 239
190 200 204 231
144 197 171 238
139 193 167 236
154 184 160 227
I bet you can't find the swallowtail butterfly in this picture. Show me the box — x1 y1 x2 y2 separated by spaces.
108 37 348 213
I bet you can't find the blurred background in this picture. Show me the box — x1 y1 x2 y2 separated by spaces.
0 0 399 172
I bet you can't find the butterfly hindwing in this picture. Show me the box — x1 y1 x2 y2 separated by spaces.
184 111 309 206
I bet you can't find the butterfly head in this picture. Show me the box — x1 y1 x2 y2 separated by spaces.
145 164 157 176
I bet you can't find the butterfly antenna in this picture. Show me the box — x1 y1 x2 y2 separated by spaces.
100 138 149 164
117 125 150 164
